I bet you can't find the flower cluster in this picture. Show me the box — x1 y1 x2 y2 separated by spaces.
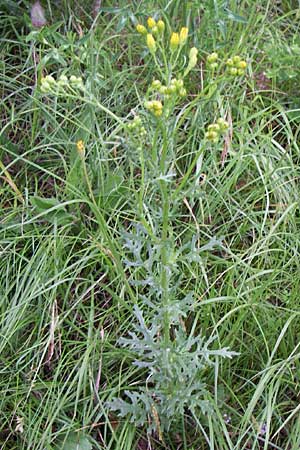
206 52 219 70
127 115 147 137
151 78 186 98
136 18 189 55
170 27 188 50
136 17 165 36
40 74 84 94
205 118 229 143
136 17 165 54
226 56 247 76
144 100 163 117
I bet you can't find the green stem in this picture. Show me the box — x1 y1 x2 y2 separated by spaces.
160 177 171 344
138 142 145 216
159 122 171 345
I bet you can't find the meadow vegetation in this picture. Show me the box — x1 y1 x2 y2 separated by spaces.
1 1 300 449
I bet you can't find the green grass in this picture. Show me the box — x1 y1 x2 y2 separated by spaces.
1 1 300 449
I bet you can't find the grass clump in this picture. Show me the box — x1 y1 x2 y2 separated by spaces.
0 1 300 449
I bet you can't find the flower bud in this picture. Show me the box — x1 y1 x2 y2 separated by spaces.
152 25 158 35
144 101 153 109
166 85 177 94
170 32 180 51
133 115 142 126
208 123 220 132
136 24 147 35
40 79 50 92
179 87 187 97
238 60 247 69
45 75 55 85
189 47 198 59
205 131 219 142
208 62 218 70
217 118 229 131
147 17 156 29
207 52 218 63
76 140 85 158
226 58 234 66
229 67 238 76
159 85 168 95
151 79 162 90
58 74 68 85
187 47 198 70
157 20 165 33
179 27 188 44
174 79 184 89
145 99 163 117
146 34 156 53
233 55 241 64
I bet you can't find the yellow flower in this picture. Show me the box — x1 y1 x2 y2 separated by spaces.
136 24 147 35
157 19 165 33
238 60 247 69
147 17 156 29
76 140 85 157
170 32 180 51
179 27 188 44
146 33 156 53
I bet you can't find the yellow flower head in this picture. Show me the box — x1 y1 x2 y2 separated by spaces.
146 33 156 53
76 140 85 157
179 27 189 44
147 17 156 29
238 60 247 69
136 24 147 35
170 32 180 51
